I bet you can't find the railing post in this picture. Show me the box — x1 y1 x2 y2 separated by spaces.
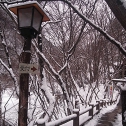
102 100 105 107
104 100 107 107
110 100 112 105
75 99 80 110
96 101 100 112
112 101 114 104
100 101 103 107
73 109 79 126
107 100 109 106
114 100 116 104
89 104 94 118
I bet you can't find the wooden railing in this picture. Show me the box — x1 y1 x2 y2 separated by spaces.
37 96 119 126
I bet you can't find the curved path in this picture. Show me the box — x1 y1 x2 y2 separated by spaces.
96 100 122 126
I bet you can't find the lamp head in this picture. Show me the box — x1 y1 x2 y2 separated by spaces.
8 1 50 38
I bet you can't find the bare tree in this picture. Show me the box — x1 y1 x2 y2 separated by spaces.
1 0 126 125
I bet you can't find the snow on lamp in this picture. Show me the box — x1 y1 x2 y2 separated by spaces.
8 1 50 38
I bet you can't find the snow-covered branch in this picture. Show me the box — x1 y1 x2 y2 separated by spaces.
0 58 19 97
32 41 73 114
63 0 126 56
0 33 19 97
37 70 55 123
42 19 65 28
2 32 12 68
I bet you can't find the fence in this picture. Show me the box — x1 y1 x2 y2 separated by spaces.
37 97 118 126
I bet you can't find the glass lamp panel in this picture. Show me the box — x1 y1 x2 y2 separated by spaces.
18 7 33 28
32 8 43 32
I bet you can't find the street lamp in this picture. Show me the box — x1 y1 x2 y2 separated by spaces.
8 1 50 38
8 2 50 126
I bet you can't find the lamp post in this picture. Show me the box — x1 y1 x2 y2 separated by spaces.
8 2 50 126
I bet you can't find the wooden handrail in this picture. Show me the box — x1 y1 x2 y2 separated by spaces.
37 98 118 126
46 114 77 126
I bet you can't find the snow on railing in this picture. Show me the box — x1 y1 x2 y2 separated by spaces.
37 97 119 126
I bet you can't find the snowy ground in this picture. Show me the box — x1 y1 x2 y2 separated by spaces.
113 113 122 126
2 89 19 125
2 84 121 126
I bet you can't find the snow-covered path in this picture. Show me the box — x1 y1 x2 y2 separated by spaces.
96 105 122 126
85 98 122 126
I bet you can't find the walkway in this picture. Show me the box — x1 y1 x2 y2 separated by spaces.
96 100 122 126
96 106 121 126
96 97 122 126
